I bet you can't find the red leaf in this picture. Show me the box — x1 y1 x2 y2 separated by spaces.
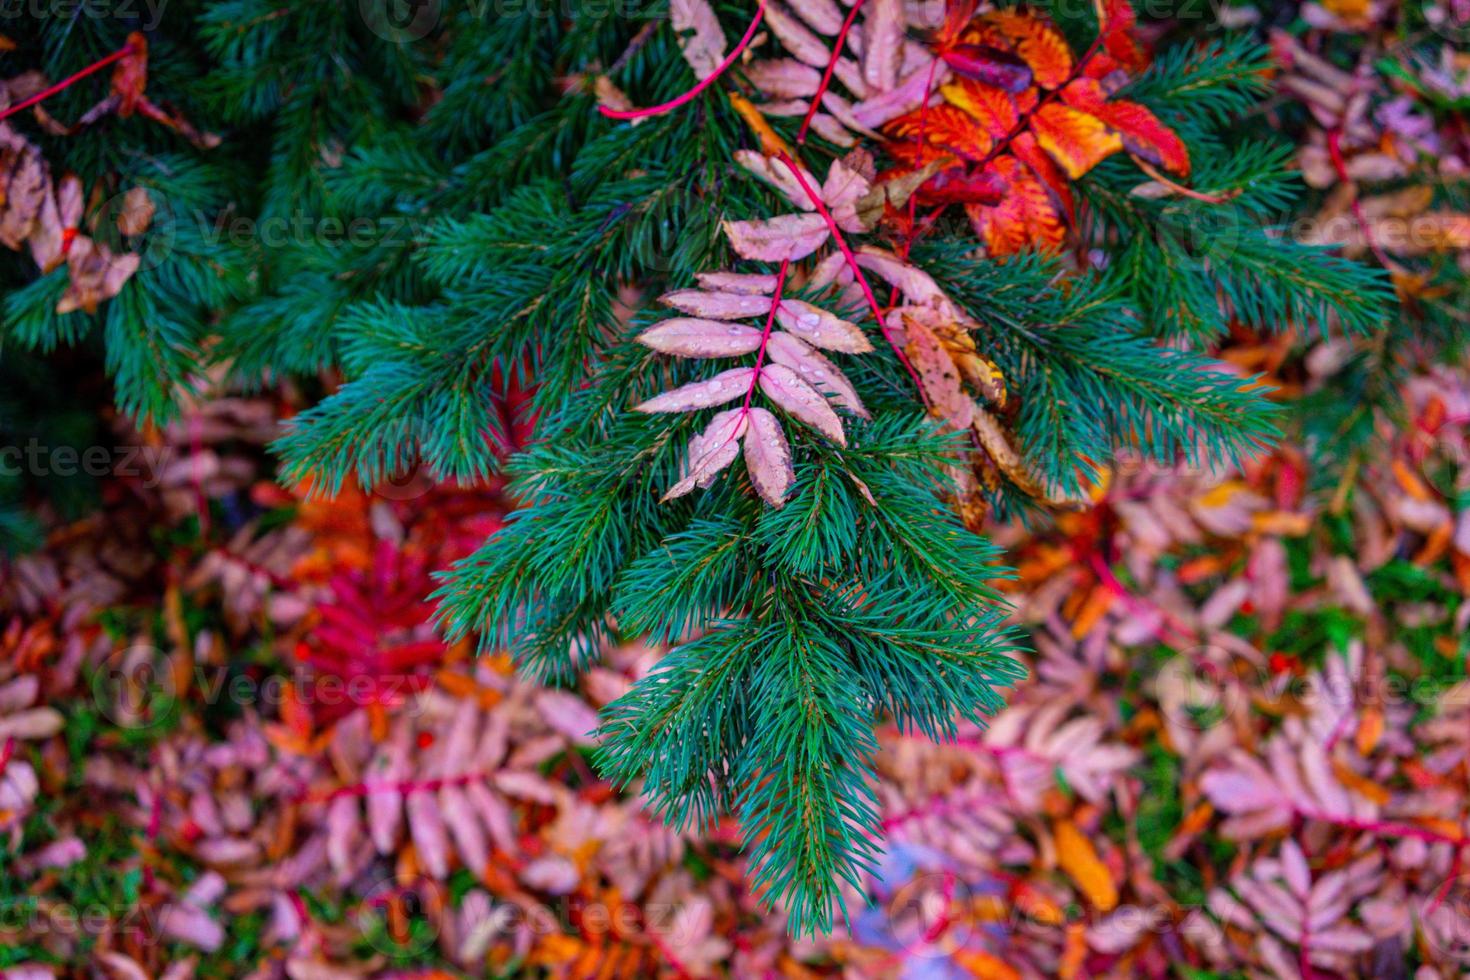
1062 79 1189 176
967 155 1065 255
1010 131 1075 223
939 43 1033 94
916 164 1005 207
886 104 994 163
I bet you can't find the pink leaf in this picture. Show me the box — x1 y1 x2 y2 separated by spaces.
638 318 764 358
663 408 748 501
744 58 822 98
406 791 449 878
852 59 950 129
766 332 868 418
159 904 224 953
723 212 831 262
775 299 872 353
439 784 489 879
1280 839 1311 899
743 407 795 507
759 363 845 445
860 0 904 91
634 368 754 413
736 149 818 211
694 271 778 294
822 153 874 232
535 690 601 745
786 0 844 34
466 782 518 856
661 288 772 319
521 854 580 895
366 735 408 854
764 1 831 67
670 0 727 80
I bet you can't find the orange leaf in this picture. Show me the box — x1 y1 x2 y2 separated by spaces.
966 156 1065 255
1054 819 1119 911
1011 131 1075 222
1031 103 1122 179
940 78 1020 138
984 10 1073 88
1070 582 1114 637
1061 79 1188 176
952 950 1022 980
1355 705 1384 755
886 103 994 161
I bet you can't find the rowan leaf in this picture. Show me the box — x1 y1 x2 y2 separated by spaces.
939 43 1033 94
736 149 819 211
985 10 1073 88
940 78 1020 139
694 271 779 294
966 155 1065 255
743 59 822 99
742 407 795 507
886 104 994 162
786 0 845 35
1061 79 1189 176
1031 103 1123 179
860 0 904 93
663 408 748 501
765 332 869 418
670 0 727 80
758 363 846 445
661 288 773 319
775 299 873 353
723 213 831 262
637 318 765 358
901 309 973 429
634 367 755 413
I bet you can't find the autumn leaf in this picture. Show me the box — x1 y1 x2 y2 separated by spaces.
1031 103 1123 179
1053 819 1118 911
742 407 795 507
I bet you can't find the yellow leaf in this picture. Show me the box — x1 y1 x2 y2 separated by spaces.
1054 819 1118 911
1031 104 1123 179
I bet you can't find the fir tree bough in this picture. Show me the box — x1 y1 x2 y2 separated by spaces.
3 0 1394 929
